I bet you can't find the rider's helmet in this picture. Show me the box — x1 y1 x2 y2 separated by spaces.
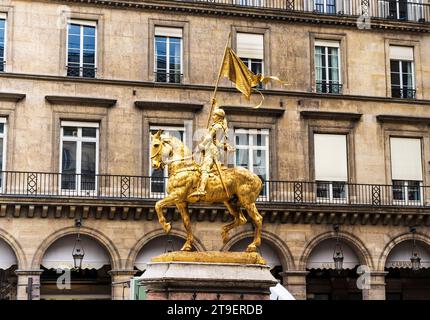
213 108 225 119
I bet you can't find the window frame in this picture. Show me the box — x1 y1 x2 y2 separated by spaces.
0 13 7 72
0 117 7 193
66 19 98 78
59 121 99 195
390 59 415 99
314 0 337 14
149 125 186 196
314 41 342 94
392 180 423 206
154 32 183 84
234 128 270 199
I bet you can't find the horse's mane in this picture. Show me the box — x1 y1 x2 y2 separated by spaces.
163 135 192 157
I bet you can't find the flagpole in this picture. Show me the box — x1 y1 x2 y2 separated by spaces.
206 32 232 129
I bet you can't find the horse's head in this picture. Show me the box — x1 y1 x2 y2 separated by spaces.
150 130 169 170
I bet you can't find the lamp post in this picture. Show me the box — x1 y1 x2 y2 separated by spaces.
333 224 344 271
72 219 85 270
410 227 421 271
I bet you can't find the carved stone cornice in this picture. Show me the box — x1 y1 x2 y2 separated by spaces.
135 100 203 112
45 95 117 107
1 198 430 227
53 0 430 33
377 115 430 124
222 105 285 117
0 92 26 102
300 111 362 121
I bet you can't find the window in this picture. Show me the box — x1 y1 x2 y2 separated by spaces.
60 121 99 194
237 33 264 89
390 137 423 205
149 126 185 195
315 40 342 94
234 129 269 196
314 0 336 14
154 27 183 83
0 13 6 72
390 46 415 99
67 20 97 78
0 118 7 190
314 134 348 202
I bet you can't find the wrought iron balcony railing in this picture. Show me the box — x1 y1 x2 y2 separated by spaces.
0 171 429 207
391 87 416 99
154 71 183 84
171 0 430 23
66 65 97 78
316 81 343 94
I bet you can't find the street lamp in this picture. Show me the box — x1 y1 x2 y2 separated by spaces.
333 224 344 271
410 227 421 271
72 219 85 270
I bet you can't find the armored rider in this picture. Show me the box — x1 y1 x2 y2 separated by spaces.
189 106 229 198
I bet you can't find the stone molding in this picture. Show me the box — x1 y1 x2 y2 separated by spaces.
45 95 117 107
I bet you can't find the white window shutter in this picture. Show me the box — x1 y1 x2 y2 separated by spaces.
0 12 7 19
314 134 348 181
390 46 414 61
236 33 264 60
390 137 422 181
155 26 183 38
314 39 340 48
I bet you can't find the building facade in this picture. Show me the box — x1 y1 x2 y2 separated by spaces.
0 0 430 300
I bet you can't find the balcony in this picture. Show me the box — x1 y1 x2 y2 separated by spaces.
0 171 429 208
316 81 343 94
154 71 183 84
66 65 97 78
391 87 416 99
170 0 430 24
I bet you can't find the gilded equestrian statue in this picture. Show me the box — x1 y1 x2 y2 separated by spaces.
150 129 264 253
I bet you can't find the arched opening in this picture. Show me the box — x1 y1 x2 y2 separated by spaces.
40 234 112 300
0 238 18 300
229 237 283 282
385 240 430 300
134 235 192 274
306 238 362 300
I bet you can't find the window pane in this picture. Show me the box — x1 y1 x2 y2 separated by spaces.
332 182 346 199
82 127 97 138
83 26 96 37
0 123 4 134
0 137 3 172
61 141 77 189
68 34 80 50
63 127 78 137
408 181 421 201
81 142 96 190
392 180 405 201
236 149 249 168
68 24 80 35
235 133 249 146
317 181 330 198
83 36 95 51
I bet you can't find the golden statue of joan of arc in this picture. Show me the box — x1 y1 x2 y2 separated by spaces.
189 102 229 198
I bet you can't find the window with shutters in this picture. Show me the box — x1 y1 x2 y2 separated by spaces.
390 137 423 205
234 129 269 197
314 40 342 94
236 33 264 89
389 46 415 99
0 13 6 72
154 27 183 84
314 134 348 202
66 20 97 78
60 121 99 195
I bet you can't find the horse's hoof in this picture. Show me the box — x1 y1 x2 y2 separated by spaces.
163 222 172 234
180 243 192 251
246 245 257 253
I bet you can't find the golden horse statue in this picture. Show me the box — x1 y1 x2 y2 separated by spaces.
150 130 264 253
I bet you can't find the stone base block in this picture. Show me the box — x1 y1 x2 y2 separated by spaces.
139 259 278 300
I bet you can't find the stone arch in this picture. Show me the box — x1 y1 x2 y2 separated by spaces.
378 231 430 270
31 226 121 270
125 229 206 270
0 227 27 269
221 230 295 270
299 230 374 270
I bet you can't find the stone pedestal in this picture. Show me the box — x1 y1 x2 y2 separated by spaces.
15 269 43 300
139 252 277 300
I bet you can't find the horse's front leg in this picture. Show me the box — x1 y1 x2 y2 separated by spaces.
155 194 178 234
176 202 193 251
